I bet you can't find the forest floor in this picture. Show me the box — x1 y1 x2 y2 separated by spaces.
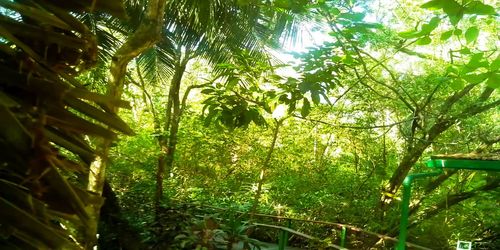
233 241 304 250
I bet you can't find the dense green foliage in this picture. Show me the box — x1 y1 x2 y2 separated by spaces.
104 0 499 249
1 0 499 249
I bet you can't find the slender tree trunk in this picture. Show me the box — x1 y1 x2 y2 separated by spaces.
250 119 283 217
381 120 453 209
154 48 191 217
86 0 166 246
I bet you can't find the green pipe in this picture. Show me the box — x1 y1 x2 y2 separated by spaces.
340 226 346 247
278 229 285 250
278 219 291 250
397 170 442 250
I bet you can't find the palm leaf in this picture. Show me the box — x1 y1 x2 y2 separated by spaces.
136 42 176 85
0 0 128 248
38 0 127 19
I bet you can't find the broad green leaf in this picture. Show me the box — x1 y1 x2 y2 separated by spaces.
464 1 496 15
311 90 321 104
204 108 217 126
330 7 341 15
466 52 484 69
462 73 488 84
486 73 500 88
442 0 462 17
338 12 366 22
429 16 441 26
399 30 421 39
416 36 432 45
453 29 462 35
201 89 214 94
448 13 463 26
464 26 479 44
440 30 453 40
343 55 355 65
332 55 343 62
490 56 500 71
237 0 249 6
349 25 369 34
357 22 383 29
299 81 309 93
459 48 471 54
420 17 441 35
450 78 465 90
421 0 442 9
301 98 311 117
446 65 459 75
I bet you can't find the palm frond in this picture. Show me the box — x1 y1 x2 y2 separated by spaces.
136 40 176 85
0 0 129 248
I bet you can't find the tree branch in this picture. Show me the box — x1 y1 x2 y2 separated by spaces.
180 83 210 117
399 48 436 60
293 115 415 129
408 178 500 230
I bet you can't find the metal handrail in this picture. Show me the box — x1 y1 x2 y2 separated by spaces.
195 204 431 250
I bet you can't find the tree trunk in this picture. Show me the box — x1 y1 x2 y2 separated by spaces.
154 48 191 217
86 0 167 246
250 119 283 217
381 119 453 208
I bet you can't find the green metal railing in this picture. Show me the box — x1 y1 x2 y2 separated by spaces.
396 170 443 250
340 226 347 248
241 212 429 249
397 155 500 250
196 204 431 249
277 219 291 250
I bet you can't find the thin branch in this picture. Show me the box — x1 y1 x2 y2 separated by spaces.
358 49 418 107
134 64 159 130
439 83 479 116
353 51 416 112
399 48 436 60
352 67 395 101
230 90 266 107
180 83 210 117
420 81 442 111
331 86 352 106
294 115 415 129
455 99 500 120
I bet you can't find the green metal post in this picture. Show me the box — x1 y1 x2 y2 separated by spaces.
340 226 346 247
278 219 291 250
397 170 442 250
278 230 285 250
